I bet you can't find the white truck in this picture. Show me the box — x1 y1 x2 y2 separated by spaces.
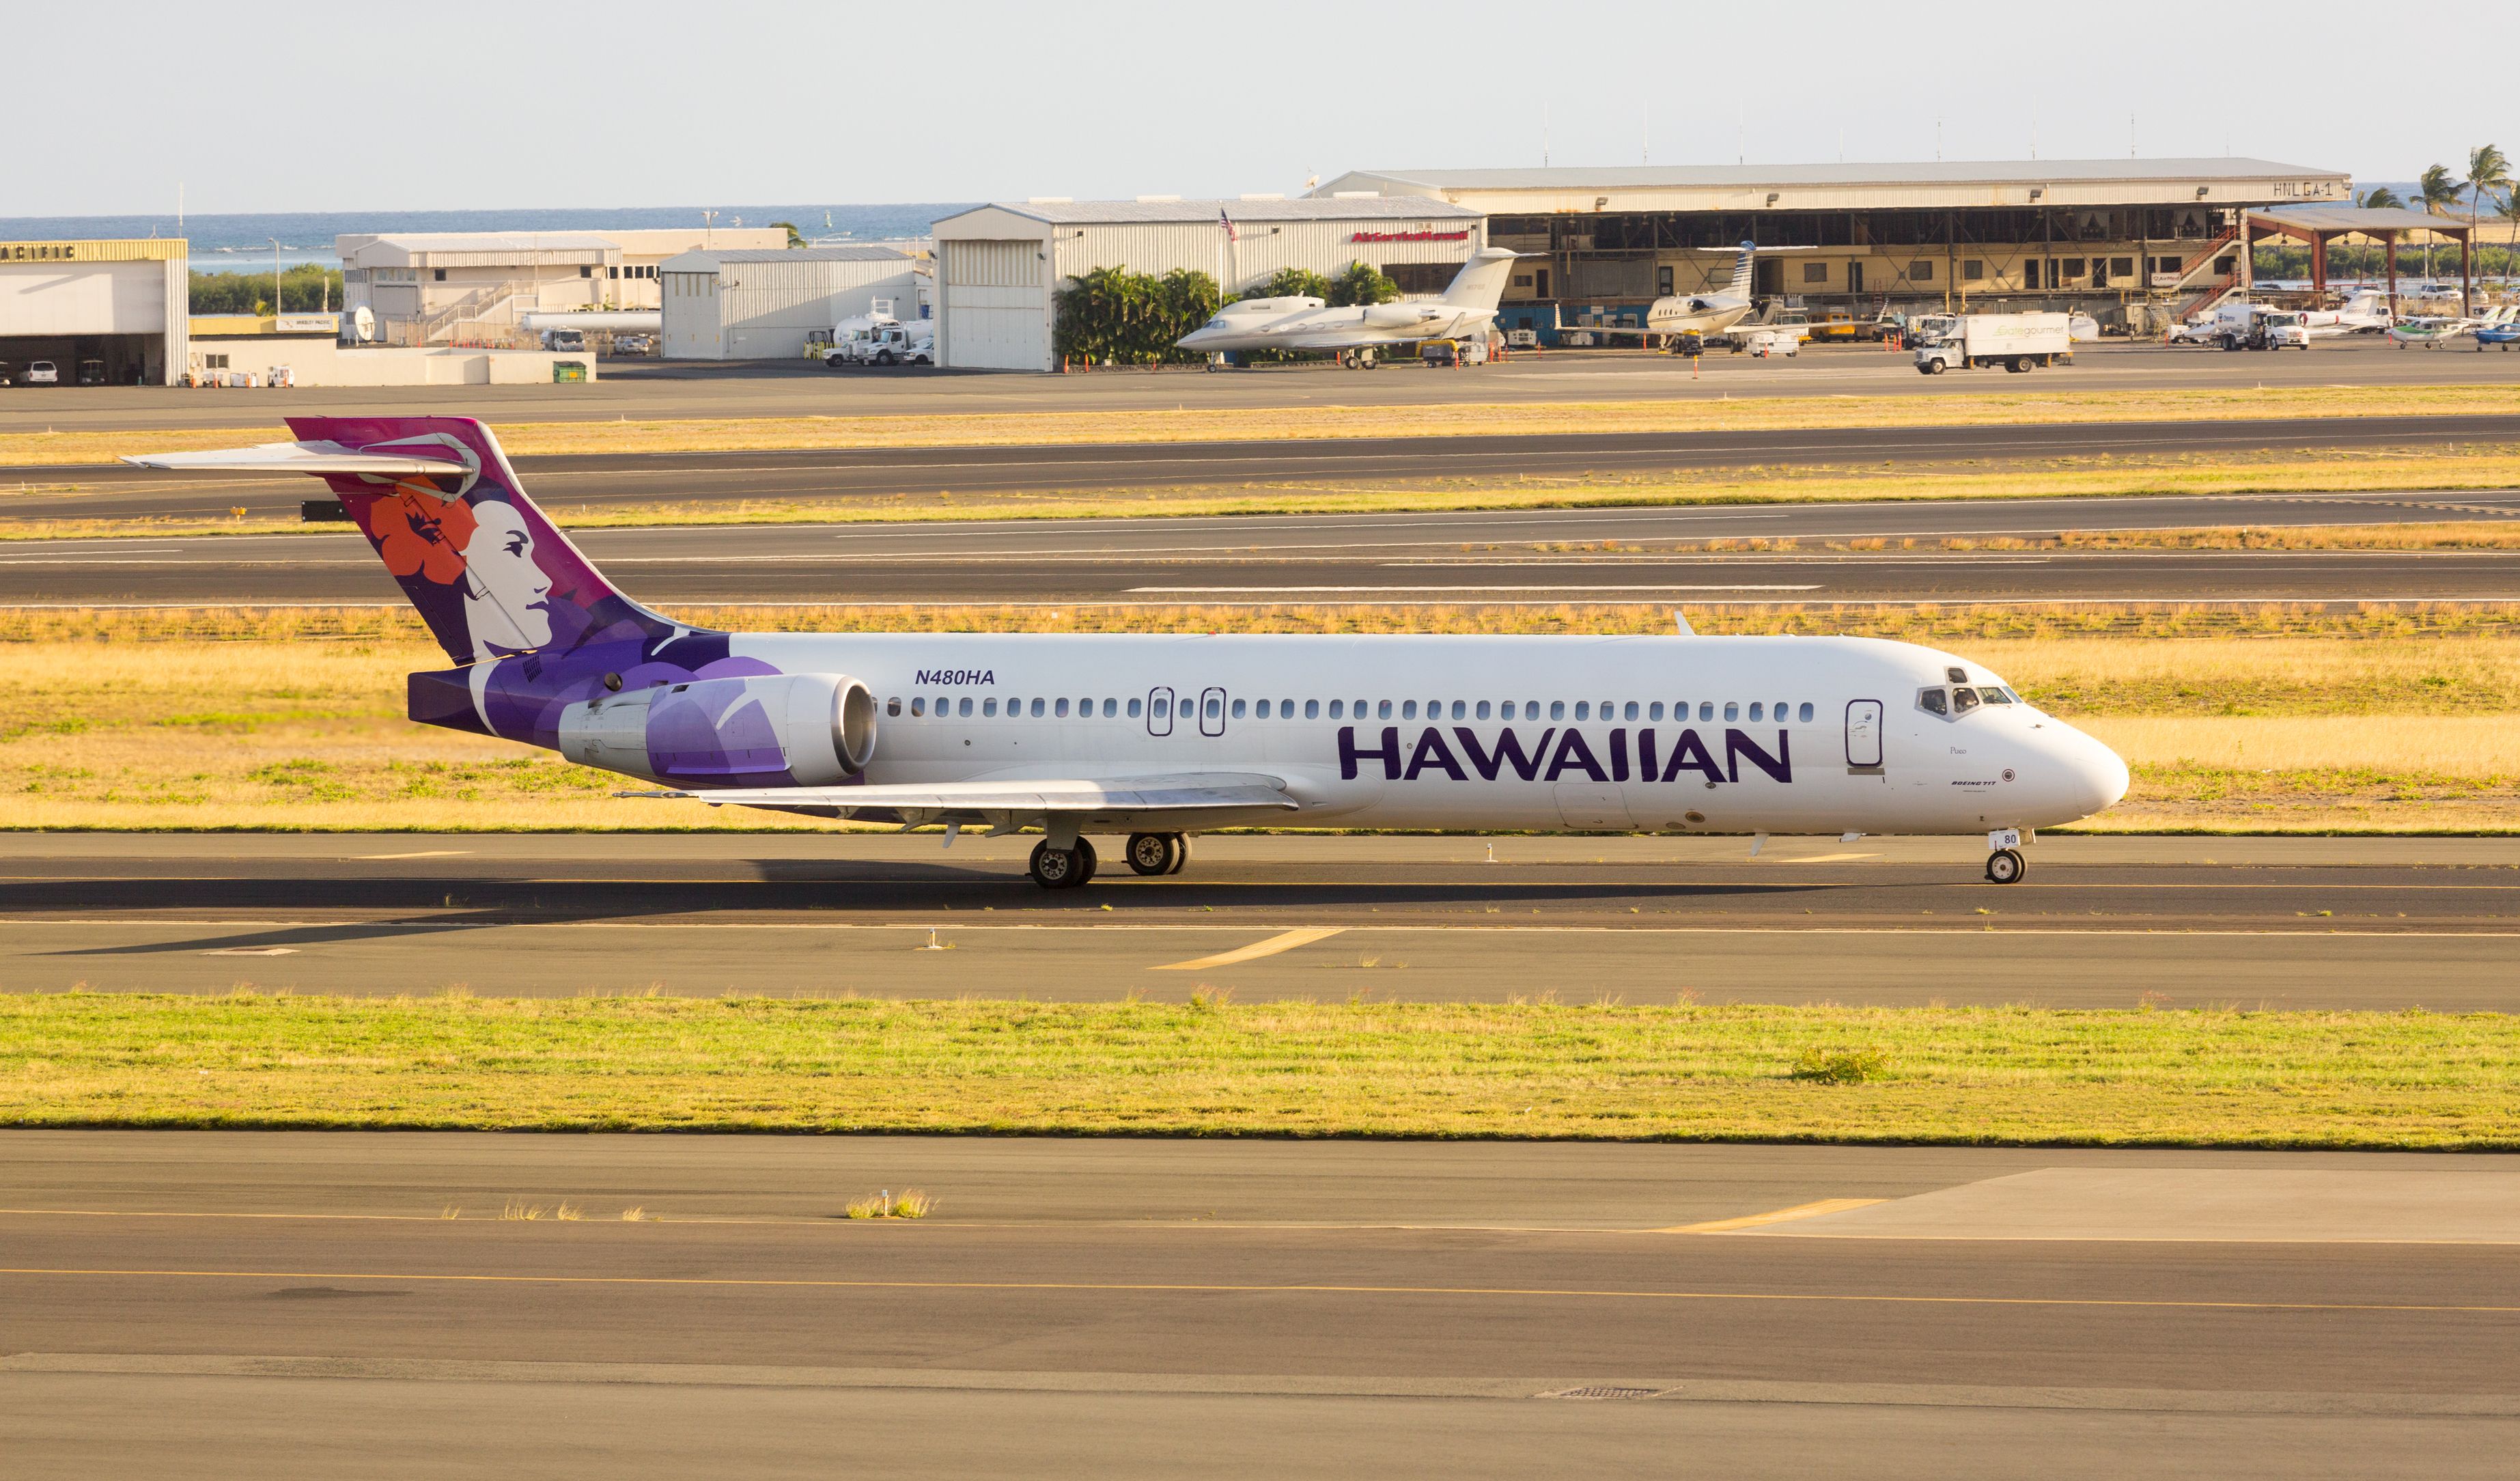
1912 312 2073 374
822 314 934 368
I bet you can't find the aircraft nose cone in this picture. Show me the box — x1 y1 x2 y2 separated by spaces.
2047 721 2129 818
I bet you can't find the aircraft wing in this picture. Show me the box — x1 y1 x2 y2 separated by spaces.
624 772 1302 824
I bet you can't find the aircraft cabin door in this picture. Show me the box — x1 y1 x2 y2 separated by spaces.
1147 686 1174 737
1198 687 1227 738
1845 699 1884 772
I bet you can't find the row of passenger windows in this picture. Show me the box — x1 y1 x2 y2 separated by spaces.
885 694 1821 723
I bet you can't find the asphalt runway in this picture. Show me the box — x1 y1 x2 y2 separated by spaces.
5 1131 2518 1477
9 489 2520 606
12 335 2520 432
5 833 2515 1008
15 413 2520 525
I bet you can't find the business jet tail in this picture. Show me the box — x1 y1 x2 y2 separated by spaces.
120 416 676 666
1725 241 1758 299
1438 248 1524 312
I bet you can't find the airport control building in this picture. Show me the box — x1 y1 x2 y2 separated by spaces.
1312 158 2353 337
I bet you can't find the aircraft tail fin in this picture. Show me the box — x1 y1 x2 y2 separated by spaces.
1438 248 1523 312
1725 241 1757 300
122 416 682 666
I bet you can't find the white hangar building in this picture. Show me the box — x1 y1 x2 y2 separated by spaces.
931 196 1487 371
0 238 188 385
659 246 929 360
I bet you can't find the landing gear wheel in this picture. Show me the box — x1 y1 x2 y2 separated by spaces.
1985 848 2026 885
1029 838 1098 889
1125 832 1181 876
1165 833 1190 874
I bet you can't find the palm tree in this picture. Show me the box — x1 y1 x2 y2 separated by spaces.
2418 163 2462 283
2465 146 2513 292
2357 186 2405 210
2498 190 2520 286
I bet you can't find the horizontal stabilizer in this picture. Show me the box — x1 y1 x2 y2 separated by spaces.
120 440 464 477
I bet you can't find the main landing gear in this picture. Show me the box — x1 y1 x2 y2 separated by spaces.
1125 832 1190 876
1030 833 1192 888
1983 828 2027 885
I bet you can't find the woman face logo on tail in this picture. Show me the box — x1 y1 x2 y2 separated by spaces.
458 497 554 652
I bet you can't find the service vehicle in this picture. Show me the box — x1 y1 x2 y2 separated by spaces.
125 415 2132 890
25 359 59 385
1912 312 2072 373
538 327 588 354
76 359 107 385
612 333 655 357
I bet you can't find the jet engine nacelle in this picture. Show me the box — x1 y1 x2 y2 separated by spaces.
1361 303 1424 329
557 672 877 786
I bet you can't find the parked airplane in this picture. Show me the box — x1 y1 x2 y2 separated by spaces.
2389 315 2475 348
2301 288 2394 335
1178 248 1520 367
126 417 2131 889
1558 240 1774 348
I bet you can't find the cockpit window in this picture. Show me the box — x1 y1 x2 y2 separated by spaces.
1980 687 2016 705
1917 687 1949 716
1952 687 1983 714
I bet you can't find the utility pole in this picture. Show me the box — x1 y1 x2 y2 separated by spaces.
272 238 283 315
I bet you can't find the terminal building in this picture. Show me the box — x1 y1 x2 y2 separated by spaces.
338 227 787 345
1313 158 2353 335
0 238 188 384
932 196 1486 370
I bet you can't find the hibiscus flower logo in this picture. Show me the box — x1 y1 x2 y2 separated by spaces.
363 478 479 585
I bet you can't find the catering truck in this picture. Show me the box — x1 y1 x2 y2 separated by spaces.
1912 312 2073 374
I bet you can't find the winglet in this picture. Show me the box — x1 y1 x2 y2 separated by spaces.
1672 609 1696 637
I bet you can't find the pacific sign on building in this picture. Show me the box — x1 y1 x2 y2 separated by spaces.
1347 230 1474 243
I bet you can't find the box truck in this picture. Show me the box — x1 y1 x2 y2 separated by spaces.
1912 313 2073 374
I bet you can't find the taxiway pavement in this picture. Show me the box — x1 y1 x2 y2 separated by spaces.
9 489 2520 606
4 1131 2517 1477
5 833 2513 1008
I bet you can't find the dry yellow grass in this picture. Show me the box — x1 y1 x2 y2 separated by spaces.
10 383 2520 469
3 617 2515 832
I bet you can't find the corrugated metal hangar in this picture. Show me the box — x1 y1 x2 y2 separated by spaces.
932 197 1486 371
660 247 929 360
0 238 188 385
1314 158 2353 333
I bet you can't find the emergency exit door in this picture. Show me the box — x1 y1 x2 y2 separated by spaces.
1845 700 1884 771
1198 687 1227 737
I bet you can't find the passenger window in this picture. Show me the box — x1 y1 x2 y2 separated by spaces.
1328 700 1343 718
1401 700 1416 719
1151 696 1167 719
1918 687 1949 716
983 697 998 717
1698 702 1713 721
1104 698 1117 718
1231 697 1246 719
1054 698 1069 718
1128 697 1142 717
910 697 925 717
1031 698 1046 717
1574 702 1590 720
1306 698 1320 719
1724 702 1739 721
1624 701 1640 721
1952 687 1983 714
959 697 973 717
1799 702 1815 721
1475 700 1490 720
1256 699 1271 719
1377 700 1392 719
1649 702 1664 721
1748 702 1763 721
1772 700 1786 719
886 697 901 717
1550 701 1566 720
1206 695 1222 719
1501 701 1516 719
1451 700 1466 720
1281 697 1293 717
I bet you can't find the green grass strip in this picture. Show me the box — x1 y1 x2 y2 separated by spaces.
6 994 2516 1148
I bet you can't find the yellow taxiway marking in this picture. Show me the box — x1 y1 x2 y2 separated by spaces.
1151 926 1346 971
350 851 472 861
1664 1199 1888 1234
3 1265 2517 1315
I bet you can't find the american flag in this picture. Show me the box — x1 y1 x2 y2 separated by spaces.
1218 208 1237 243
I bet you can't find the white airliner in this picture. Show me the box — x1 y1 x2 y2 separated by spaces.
1177 248 1520 366
126 416 2131 889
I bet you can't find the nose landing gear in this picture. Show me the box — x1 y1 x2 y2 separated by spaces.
1983 827 2026 884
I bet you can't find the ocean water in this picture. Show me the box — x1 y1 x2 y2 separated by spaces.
0 204 975 275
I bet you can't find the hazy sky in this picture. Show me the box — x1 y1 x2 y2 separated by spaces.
14 0 2517 216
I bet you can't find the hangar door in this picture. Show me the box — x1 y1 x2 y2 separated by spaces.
940 240 1048 371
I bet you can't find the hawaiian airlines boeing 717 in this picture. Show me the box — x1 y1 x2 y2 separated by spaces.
126 418 2128 888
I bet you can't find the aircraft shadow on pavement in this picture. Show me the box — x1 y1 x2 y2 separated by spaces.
15 868 1834 956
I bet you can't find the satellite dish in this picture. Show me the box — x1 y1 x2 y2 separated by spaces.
352 305 376 343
